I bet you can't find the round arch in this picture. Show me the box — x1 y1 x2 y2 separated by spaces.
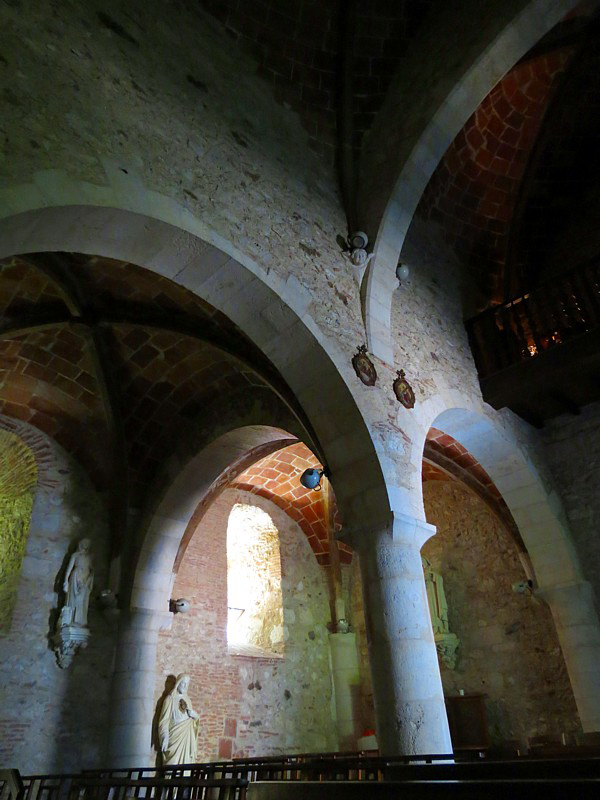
360 0 581 363
110 424 310 766
419 403 581 590
131 425 297 612
0 200 391 537
416 402 600 733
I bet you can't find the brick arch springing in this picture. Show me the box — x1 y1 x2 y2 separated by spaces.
506 35 600 293
230 441 350 566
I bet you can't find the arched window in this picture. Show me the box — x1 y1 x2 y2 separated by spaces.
0 429 38 633
226 502 284 657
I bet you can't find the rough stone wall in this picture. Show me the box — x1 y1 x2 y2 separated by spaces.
349 476 581 747
347 557 375 733
0 0 362 350
422 481 580 746
0 428 114 772
155 489 337 761
543 402 600 608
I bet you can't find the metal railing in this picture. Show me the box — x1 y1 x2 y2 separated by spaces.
4 750 600 800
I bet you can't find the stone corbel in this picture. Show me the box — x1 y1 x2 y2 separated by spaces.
53 614 90 668
435 632 460 670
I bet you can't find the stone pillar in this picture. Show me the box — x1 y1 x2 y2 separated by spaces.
108 608 167 767
358 512 453 756
537 580 600 732
329 632 361 750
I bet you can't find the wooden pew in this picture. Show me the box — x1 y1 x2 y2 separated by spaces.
247 777 600 799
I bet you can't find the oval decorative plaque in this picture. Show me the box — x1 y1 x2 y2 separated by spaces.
352 345 377 386
393 369 415 408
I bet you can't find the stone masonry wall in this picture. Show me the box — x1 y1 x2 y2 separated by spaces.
0 0 362 350
543 401 600 609
422 481 580 746
155 489 337 761
0 428 114 773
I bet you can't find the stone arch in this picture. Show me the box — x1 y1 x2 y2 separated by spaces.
131 425 296 612
0 195 391 535
361 0 580 363
418 402 580 590
416 401 600 733
110 424 320 766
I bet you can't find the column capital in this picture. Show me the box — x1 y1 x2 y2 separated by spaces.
391 511 437 549
340 512 436 554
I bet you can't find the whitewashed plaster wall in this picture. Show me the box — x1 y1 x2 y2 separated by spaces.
0 420 115 773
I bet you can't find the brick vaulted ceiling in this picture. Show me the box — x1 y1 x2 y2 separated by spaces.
416 7 600 311
0 254 311 517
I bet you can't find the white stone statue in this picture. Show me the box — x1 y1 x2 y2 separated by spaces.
62 538 94 627
158 673 200 765
54 539 94 668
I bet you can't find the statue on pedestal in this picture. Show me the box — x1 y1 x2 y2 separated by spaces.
54 539 93 668
158 673 200 765
422 556 460 669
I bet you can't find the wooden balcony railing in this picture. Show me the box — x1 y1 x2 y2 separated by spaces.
466 259 600 379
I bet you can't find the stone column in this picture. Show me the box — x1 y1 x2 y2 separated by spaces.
329 632 361 750
357 512 453 756
537 580 600 732
108 608 167 767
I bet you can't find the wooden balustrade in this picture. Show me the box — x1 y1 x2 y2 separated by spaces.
466 259 600 379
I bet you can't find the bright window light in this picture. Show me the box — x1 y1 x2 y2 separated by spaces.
226 503 284 657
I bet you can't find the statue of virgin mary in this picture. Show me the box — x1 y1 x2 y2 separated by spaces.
158 673 200 765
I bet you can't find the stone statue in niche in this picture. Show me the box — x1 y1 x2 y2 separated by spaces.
422 556 459 669
158 673 200 765
54 539 93 668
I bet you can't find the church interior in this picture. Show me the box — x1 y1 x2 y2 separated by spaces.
1 0 600 793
